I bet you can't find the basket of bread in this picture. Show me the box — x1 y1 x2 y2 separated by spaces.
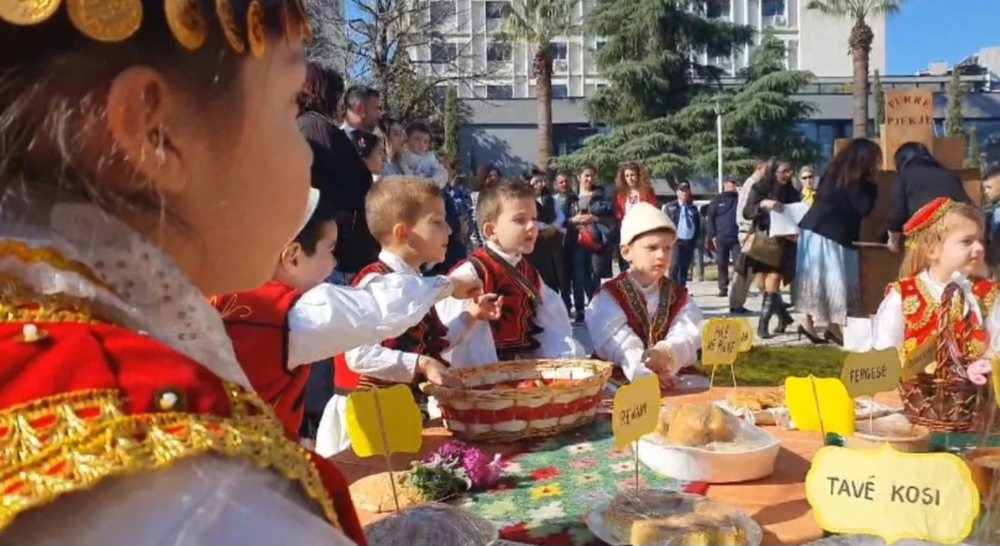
421 359 613 443
637 403 780 483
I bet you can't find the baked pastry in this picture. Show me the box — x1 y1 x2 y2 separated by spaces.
603 491 750 545
726 390 783 412
349 471 426 513
657 404 737 447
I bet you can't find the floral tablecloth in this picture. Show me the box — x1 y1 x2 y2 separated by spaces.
456 418 709 545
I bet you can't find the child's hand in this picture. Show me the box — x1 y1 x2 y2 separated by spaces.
467 293 503 321
418 356 454 386
656 372 677 392
643 348 674 376
967 359 993 386
449 274 483 299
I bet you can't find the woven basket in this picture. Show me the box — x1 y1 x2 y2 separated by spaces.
421 359 613 443
899 375 997 433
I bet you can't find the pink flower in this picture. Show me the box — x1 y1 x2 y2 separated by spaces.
570 457 597 471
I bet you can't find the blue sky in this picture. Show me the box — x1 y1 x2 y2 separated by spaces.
887 0 1000 74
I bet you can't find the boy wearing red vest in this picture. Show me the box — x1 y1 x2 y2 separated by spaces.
211 194 482 438
437 180 584 366
316 177 501 456
585 202 707 391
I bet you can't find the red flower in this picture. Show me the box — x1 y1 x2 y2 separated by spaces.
499 523 530 542
531 466 561 481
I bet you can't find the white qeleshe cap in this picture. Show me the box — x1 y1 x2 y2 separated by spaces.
619 202 676 246
295 188 321 234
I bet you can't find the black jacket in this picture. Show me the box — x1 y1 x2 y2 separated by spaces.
666 201 702 242
744 180 801 232
887 158 971 233
799 179 878 248
298 112 380 273
705 190 740 239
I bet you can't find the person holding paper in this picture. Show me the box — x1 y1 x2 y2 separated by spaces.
873 198 997 387
743 161 801 339
586 203 707 391
795 139 881 345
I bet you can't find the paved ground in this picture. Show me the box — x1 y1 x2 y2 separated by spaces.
571 279 810 354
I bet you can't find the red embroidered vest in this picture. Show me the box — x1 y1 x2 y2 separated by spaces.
0 306 366 544
596 273 703 378
462 246 543 361
887 276 999 360
351 261 450 391
210 281 310 438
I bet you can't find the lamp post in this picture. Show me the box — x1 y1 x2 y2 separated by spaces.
714 98 723 194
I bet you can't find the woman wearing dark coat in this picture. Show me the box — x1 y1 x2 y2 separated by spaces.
887 142 971 250
743 161 801 339
795 139 881 345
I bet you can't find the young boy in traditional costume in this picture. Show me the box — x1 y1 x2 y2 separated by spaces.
212 190 482 439
873 198 997 386
586 203 707 390
314 177 499 456
437 180 584 366
0 2 369 544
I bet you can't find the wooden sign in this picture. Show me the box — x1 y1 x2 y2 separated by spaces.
840 349 901 398
702 318 742 366
611 374 661 449
806 445 980 544
882 88 935 170
346 385 424 458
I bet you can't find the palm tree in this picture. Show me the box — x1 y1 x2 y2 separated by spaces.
807 0 903 138
501 0 578 173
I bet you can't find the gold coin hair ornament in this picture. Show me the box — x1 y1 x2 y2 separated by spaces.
0 0 62 25
246 0 265 58
66 0 143 42
164 0 206 50
0 0 311 54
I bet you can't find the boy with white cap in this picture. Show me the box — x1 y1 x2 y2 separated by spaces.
586 202 707 390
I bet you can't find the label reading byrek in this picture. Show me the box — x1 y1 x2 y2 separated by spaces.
806 445 980 544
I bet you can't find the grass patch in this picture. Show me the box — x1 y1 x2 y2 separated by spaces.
718 346 847 387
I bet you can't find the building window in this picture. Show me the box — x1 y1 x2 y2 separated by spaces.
428 1 453 24
487 41 512 62
431 42 457 64
706 0 730 19
549 41 568 61
486 84 513 99
551 84 569 98
762 0 787 26
595 39 607 51
485 1 510 21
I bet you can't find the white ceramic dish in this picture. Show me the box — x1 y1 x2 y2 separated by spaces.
637 407 781 483
586 495 763 546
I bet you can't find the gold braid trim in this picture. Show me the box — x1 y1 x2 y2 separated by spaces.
0 384 341 532
0 273 108 324
0 240 117 296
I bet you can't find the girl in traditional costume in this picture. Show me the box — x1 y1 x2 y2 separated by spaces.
872 198 996 429
0 2 366 544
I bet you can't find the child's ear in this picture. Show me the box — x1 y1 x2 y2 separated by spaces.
482 221 496 239
391 222 409 242
620 243 632 262
280 243 302 269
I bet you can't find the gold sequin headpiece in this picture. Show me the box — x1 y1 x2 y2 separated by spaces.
903 197 955 250
0 0 311 58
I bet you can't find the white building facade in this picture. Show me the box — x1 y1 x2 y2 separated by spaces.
408 0 886 100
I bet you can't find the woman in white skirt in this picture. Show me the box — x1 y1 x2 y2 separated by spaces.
795 139 882 345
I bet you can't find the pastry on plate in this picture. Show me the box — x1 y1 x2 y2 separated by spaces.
349 471 426 513
656 404 738 447
726 390 784 412
603 491 749 545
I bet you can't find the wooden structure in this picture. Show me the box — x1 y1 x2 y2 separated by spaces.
836 89 982 314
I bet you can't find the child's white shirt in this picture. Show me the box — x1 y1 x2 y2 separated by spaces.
436 241 585 366
345 250 471 382
402 149 449 187
585 273 703 382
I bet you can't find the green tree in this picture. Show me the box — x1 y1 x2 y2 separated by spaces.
945 69 965 137
873 69 885 135
500 0 578 172
807 0 904 138
443 86 460 159
967 125 982 169
584 0 754 126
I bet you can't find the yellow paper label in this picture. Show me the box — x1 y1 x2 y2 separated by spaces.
785 375 855 437
903 335 937 380
346 385 424 458
736 318 753 352
806 445 980 544
840 348 901 398
993 357 1000 410
702 318 742 366
611 374 661 449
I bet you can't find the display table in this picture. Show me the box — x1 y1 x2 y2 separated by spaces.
331 387 903 546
